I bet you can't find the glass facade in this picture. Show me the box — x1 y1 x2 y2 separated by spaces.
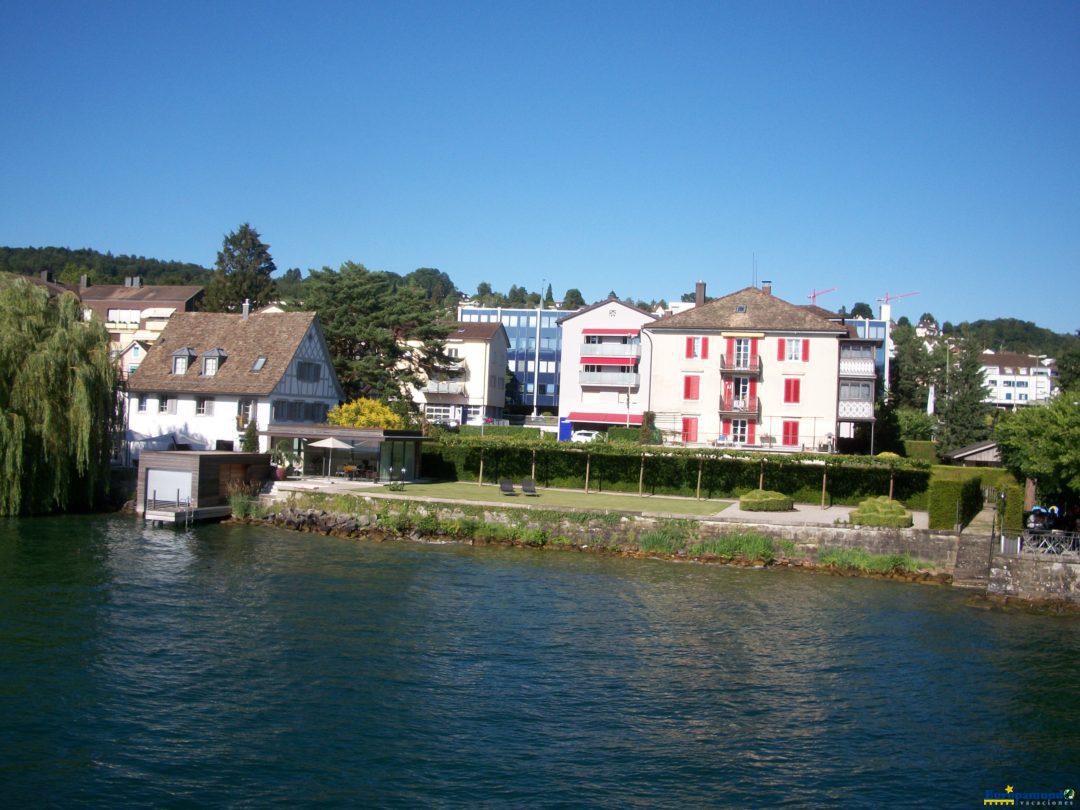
457 305 566 411
849 319 889 377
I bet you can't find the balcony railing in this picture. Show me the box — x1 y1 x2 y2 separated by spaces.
719 355 762 375
839 357 876 377
425 380 466 395
579 371 640 387
718 397 761 419
580 343 641 359
838 400 874 419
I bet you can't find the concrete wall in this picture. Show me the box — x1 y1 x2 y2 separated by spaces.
987 555 1080 603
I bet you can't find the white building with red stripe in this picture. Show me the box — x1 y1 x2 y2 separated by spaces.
556 298 658 432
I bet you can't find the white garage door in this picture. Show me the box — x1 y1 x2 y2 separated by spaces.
146 469 192 505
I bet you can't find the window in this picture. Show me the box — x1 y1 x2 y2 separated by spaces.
158 396 168 413
779 338 810 362
685 336 709 359
683 375 700 400
172 356 188 375
585 335 601 344
237 399 254 425
839 381 873 401
128 364 138 375
782 420 799 447
296 361 322 382
733 338 750 367
426 404 454 421
1019 394 1028 401
1005 393 1012 401
137 395 147 413
203 356 218 376
166 398 177 415
196 397 214 416
132 345 140 358
783 378 801 404
446 348 459 358
681 417 698 443
730 419 748 443
252 356 267 372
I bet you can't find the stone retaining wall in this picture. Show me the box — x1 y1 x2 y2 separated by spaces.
987 554 1080 603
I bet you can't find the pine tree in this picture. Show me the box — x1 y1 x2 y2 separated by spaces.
241 419 259 452
202 223 277 312
937 338 992 454
0 278 120 514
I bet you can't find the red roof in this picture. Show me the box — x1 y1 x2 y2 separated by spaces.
568 411 643 425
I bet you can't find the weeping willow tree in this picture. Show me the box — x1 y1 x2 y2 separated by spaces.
0 277 121 515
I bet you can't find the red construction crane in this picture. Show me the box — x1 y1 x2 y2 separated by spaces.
876 291 919 305
806 287 837 306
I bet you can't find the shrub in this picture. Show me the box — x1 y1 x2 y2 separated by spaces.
927 476 983 530
607 426 640 444
636 528 684 553
1001 483 1025 532
849 496 913 528
688 533 776 563
739 489 794 511
903 440 939 463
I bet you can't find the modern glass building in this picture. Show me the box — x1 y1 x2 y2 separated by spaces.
457 305 572 413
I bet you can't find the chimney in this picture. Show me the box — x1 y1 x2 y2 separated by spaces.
242 299 250 320
695 280 706 307
761 280 772 296
80 274 89 290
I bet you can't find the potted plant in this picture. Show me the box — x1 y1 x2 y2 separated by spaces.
271 439 301 479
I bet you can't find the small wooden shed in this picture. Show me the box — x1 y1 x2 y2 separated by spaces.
137 451 272 523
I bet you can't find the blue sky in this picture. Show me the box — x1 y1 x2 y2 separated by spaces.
2 1 1078 332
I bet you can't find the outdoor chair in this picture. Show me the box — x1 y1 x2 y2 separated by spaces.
521 478 539 496
499 479 517 496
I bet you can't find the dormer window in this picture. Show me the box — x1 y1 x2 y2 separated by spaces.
171 347 195 375
201 348 227 376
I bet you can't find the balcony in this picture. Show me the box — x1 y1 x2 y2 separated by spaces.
839 357 876 378
580 342 641 359
719 355 762 376
579 371 640 387
425 380 467 395
718 397 761 419
838 400 874 420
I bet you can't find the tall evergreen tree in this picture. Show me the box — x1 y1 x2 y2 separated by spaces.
202 223 277 312
0 278 120 515
543 284 555 307
936 338 992 454
302 262 452 400
562 288 585 309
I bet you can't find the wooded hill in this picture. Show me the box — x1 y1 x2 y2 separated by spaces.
0 246 212 286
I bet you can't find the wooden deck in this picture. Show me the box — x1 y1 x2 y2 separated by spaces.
144 503 233 526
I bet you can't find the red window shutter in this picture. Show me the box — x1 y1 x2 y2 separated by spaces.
750 338 759 365
723 379 733 402
792 379 801 403
691 376 700 399
783 420 799 446
685 337 694 358
683 376 692 399
726 337 734 363
749 379 757 404
722 418 731 437
682 417 698 443
778 338 785 361
747 421 756 444
701 337 709 359
784 379 792 403
802 339 810 361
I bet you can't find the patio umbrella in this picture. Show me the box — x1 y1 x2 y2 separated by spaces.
307 437 354 478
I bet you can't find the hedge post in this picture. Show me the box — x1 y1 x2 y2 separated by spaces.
821 469 827 508
478 448 484 486
531 449 536 480
889 467 895 500
696 457 703 500
585 452 591 494
758 459 765 490
638 453 645 496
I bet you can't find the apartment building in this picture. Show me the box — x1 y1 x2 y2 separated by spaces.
980 350 1054 408
411 322 510 424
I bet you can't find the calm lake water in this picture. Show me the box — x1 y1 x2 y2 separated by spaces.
1 515 1078 808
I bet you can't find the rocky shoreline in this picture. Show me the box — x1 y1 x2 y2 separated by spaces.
241 504 956 587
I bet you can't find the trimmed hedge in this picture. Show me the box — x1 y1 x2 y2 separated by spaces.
849 496 913 528
423 438 932 505
903 440 939 463
607 426 640 444
927 476 983 530
739 489 794 511
1001 483 1025 532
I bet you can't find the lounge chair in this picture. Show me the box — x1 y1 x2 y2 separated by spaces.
499 479 517 495
521 478 539 496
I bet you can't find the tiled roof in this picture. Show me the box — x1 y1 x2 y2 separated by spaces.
980 351 1044 369
556 297 655 324
127 311 322 395
648 286 847 333
78 284 205 304
445 322 509 345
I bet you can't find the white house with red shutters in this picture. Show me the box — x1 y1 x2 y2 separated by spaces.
643 283 873 450
557 298 657 432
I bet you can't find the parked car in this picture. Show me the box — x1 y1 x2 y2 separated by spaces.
571 430 601 443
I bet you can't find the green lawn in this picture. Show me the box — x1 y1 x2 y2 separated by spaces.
379 481 733 516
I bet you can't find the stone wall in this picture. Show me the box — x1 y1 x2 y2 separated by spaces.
987 554 1080 603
